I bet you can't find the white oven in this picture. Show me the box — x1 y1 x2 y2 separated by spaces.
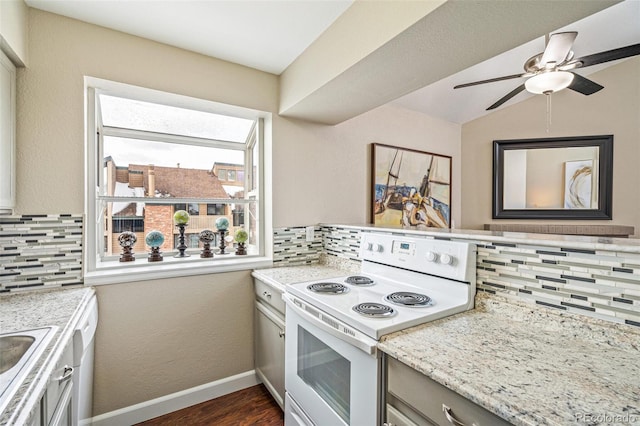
283 232 477 426
284 294 381 426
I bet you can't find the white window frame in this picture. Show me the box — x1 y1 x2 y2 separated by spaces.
84 77 272 285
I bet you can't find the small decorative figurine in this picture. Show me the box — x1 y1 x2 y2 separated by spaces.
215 217 230 255
118 231 137 262
199 229 216 258
145 230 165 262
173 210 190 258
235 228 248 255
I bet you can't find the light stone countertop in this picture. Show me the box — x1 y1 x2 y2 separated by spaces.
379 292 640 426
0 287 95 425
252 258 360 292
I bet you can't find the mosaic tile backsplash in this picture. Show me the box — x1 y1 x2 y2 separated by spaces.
274 225 640 327
475 241 640 328
272 225 362 266
3 216 639 328
0 215 83 293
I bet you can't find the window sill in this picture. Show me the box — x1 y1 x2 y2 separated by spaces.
84 253 273 286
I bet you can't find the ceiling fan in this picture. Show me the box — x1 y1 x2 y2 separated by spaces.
453 31 640 110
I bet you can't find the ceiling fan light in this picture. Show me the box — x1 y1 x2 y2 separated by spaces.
525 71 574 94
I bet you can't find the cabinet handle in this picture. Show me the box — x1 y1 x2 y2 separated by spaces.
56 366 74 384
262 291 272 299
278 330 285 338
442 404 476 426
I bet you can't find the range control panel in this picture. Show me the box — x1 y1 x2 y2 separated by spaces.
360 232 476 282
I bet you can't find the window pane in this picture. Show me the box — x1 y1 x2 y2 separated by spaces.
112 217 144 233
103 137 243 199
99 95 254 143
188 203 199 215
207 204 225 215
102 201 243 258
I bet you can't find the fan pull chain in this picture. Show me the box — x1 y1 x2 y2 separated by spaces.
545 92 552 133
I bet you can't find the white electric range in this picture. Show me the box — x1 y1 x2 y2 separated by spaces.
283 231 477 426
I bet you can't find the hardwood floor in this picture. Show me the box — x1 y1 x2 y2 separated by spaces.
136 385 284 426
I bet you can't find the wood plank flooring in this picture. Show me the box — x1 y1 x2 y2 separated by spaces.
136 385 284 426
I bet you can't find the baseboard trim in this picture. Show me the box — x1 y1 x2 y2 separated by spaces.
89 370 260 426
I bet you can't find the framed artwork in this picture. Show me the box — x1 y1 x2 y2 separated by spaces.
371 143 451 228
564 159 593 209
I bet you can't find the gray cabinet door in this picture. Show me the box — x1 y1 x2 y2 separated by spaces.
255 301 285 409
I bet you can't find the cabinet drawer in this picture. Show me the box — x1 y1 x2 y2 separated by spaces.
387 356 512 426
254 278 285 315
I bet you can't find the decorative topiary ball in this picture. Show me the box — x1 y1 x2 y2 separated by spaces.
118 231 137 248
199 229 216 243
235 229 248 243
173 210 190 225
145 230 165 248
215 217 229 231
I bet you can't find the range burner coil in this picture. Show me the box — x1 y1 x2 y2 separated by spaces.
352 302 395 317
345 275 375 286
385 292 433 307
307 282 349 294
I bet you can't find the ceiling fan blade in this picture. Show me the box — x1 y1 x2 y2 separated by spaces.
540 31 577 66
568 73 604 95
486 84 526 110
573 43 640 68
454 73 526 89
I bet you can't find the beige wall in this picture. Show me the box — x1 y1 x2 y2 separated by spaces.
17 9 462 415
461 57 640 237
93 271 252 415
274 104 461 228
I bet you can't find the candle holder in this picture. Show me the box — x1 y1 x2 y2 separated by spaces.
235 228 248 256
174 223 190 258
199 229 215 258
145 230 165 262
235 242 247 256
148 246 163 262
118 231 137 262
218 229 227 255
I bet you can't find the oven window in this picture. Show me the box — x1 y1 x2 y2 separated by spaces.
297 326 350 424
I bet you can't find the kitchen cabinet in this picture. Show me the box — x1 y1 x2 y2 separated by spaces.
254 278 285 410
385 355 511 426
0 49 16 213
44 338 74 426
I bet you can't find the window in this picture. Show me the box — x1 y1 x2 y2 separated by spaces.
85 78 271 282
207 204 225 215
228 170 236 181
112 217 144 233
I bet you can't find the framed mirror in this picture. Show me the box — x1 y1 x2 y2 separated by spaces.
493 135 613 219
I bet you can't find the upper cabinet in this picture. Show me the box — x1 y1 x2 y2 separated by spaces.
0 49 16 213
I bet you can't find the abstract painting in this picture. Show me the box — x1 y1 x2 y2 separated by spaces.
564 160 593 209
372 143 451 228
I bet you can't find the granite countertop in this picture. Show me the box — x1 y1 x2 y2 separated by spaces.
0 287 95 425
379 292 640 426
252 258 360 292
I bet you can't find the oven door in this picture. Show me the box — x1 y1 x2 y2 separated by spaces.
284 294 381 426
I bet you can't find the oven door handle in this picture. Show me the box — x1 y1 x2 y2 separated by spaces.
284 293 377 355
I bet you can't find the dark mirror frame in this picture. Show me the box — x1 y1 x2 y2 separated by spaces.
493 135 613 220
